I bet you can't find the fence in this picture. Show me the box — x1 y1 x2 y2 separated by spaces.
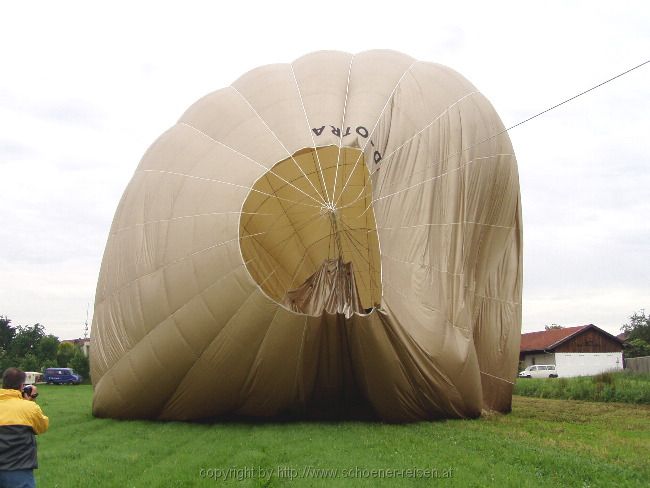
625 356 650 373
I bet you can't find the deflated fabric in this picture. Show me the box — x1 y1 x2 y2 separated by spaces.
282 259 364 318
90 50 522 422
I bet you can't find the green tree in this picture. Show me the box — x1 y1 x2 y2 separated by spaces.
37 334 60 366
621 310 650 343
57 342 77 367
621 310 650 359
625 338 650 358
0 348 12 373
19 352 40 372
69 349 90 380
10 323 46 358
0 316 15 351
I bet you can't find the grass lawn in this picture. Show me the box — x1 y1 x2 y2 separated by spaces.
32 385 650 487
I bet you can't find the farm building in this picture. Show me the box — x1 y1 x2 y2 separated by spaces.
61 338 91 357
520 324 624 377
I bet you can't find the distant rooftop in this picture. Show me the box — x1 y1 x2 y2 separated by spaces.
519 324 622 352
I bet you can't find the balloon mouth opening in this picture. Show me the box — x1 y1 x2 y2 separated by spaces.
239 145 382 314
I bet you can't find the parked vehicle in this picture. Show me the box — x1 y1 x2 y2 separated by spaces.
518 364 558 378
24 371 45 384
43 367 83 385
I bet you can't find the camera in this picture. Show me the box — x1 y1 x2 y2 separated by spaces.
22 384 38 399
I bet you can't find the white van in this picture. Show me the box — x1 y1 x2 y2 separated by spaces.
24 371 45 384
518 365 558 378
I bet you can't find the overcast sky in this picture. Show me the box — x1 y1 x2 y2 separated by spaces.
1 1 648 339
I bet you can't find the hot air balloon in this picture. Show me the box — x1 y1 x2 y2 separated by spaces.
90 50 522 422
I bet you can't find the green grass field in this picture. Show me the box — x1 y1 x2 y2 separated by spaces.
32 385 650 487
514 371 650 404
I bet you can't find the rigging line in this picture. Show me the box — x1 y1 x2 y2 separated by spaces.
337 228 374 295
381 280 468 332
140 169 323 210
376 153 513 202
338 231 379 288
253 183 323 267
334 182 368 211
95 233 266 307
255 213 326 266
247 191 327 221
242 212 322 247
337 215 374 253
337 228 381 286
242 240 296 294
331 54 355 205
284 232 341 293
333 60 419 207
110 210 274 236
373 58 650 205
229 85 328 205
368 90 479 180
290 64 331 203
504 59 650 133
160 290 283 407
337 217 383 289
352 58 650 215
252 205 321 221
356 154 514 218
480 371 515 385
376 220 514 231
242 209 323 255
363 166 378 300
327 219 333 262
433 59 650 173
367 151 513 207
269 159 361 196
257 208 325 231
94 255 261 378
373 59 650 184
474 292 521 307
258 268 278 289
178 122 326 207
381 252 462 277
329 212 343 258
359 92 480 208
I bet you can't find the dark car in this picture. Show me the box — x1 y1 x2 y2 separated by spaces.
44 367 82 385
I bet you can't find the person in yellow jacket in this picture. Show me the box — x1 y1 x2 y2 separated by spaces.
0 368 49 488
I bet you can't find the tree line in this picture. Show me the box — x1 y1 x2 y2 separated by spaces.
0 315 90 379
620 309 650 358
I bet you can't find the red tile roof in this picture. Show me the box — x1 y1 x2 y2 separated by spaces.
520 325 589 352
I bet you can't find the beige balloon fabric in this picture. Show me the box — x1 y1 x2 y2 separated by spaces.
90 50 522 422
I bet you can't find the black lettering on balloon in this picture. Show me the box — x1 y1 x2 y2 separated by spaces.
342 126 351 137
330 126 340 137
356 126 369 138
312 126 325 136
374 151 382 164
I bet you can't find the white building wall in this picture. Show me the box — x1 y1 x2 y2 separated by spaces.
521 353 555 368
554 352 623 377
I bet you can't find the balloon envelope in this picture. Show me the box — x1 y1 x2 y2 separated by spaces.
90 50 522 421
